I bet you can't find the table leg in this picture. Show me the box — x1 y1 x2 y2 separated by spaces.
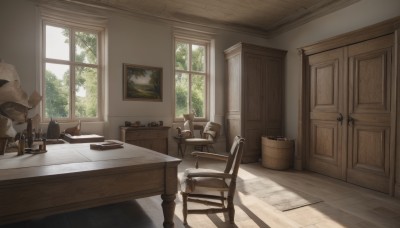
161 193 176 228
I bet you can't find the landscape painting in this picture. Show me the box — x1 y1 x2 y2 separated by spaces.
123 64 162 101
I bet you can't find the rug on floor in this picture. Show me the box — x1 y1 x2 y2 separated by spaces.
237 178 323 211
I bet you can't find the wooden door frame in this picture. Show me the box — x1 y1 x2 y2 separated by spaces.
297 16 400 196
395 28 400 198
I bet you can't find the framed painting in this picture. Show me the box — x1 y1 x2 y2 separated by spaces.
123 63 163 101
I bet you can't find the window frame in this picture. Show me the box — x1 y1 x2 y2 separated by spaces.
41 19 104 122
173 36 210 122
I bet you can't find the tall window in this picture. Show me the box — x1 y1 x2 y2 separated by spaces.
174 38 209 120
42 21 102 121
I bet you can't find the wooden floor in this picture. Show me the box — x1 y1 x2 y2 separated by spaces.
2 155 400 228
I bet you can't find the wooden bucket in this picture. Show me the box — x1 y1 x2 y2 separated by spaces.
261 136 294 170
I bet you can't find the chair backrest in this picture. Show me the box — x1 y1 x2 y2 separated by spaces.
224 136 245 179
183 113 194 137
202 121 221 142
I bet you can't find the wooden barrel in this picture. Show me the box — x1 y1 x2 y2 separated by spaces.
261 136 294 170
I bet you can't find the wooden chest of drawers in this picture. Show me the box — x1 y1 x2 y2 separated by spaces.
119 126 170 154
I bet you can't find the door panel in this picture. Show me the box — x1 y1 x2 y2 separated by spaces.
309 121 342 179
265 58 283 131
347 34 393 193
310 59 340 113
307 48 346 180
347 124 390 193
225 52 241 148
226 52 241 113
245 54 263 121
352 127 389 173
350 51 391 113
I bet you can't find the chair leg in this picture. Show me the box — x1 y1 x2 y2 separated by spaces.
220 191 225 208
183 144 187 156
227 195 235 224
182 192 188 225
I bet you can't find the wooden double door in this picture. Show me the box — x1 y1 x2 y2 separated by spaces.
306 34 394 193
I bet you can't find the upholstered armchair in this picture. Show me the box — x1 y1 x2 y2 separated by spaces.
183 121 221 152
176 114 222 155
180 136 245 224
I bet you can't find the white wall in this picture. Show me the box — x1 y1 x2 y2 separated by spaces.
104 10 270 154
5 0 397 156
0 0 37 96
270 0 400 140
0 0 270 155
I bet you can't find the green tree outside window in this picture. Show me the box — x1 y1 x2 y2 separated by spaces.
174 40 207 119
44 24 99 120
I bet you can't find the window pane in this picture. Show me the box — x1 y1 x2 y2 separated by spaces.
46 25 70 61
191 74 205 118
75 66 98 118
175 72 189 118
75 31 98 64
191 44 205 73
44 63 70 118
175 42 189 71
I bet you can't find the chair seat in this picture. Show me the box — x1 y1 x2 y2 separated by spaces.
180 168 229 193
183 138 213 145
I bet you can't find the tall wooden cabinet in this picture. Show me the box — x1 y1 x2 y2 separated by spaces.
299 17 400 196
225 43 286 163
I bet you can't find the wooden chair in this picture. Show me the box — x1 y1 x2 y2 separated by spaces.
181 121 221 153
180 136 245 225
176 113 222 155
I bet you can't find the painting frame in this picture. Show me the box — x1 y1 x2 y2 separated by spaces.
123 63 163 101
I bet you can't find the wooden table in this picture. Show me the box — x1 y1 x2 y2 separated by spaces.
0 142 181 227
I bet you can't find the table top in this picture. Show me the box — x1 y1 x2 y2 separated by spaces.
0 141 181 185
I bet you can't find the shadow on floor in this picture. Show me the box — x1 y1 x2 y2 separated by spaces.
0 200 157 228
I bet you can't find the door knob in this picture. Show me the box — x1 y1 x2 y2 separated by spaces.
348 116 354 126
337 113 344 125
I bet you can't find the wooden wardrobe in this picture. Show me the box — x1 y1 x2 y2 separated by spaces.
299 17 400 196
225 43 286 163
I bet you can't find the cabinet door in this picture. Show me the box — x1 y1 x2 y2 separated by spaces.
225 52 242 148
307 48 346 180
265 57 283 136
242 52 265 163
347 34 393 193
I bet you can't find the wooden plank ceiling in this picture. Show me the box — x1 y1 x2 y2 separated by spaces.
62 0 359 38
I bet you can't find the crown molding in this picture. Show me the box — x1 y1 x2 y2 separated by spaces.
42 0 359 39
